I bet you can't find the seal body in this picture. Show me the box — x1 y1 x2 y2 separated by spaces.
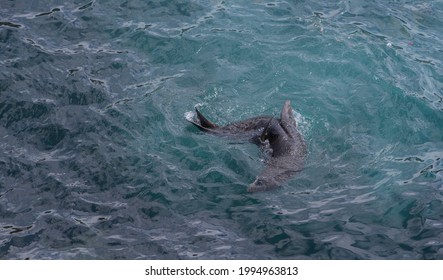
187 100 306 192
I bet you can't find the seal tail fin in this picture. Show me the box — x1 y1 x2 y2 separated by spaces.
195 108 218 129
187 108 219 132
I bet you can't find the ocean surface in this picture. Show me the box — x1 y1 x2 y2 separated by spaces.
1 0 443 260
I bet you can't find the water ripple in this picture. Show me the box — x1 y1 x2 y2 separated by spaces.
1 0 443 260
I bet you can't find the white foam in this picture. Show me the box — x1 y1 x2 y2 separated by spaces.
292 109 311 136
184 111 195 121
184 103 205 121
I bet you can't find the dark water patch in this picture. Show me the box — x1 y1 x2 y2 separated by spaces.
2 225 33 235
0 205 17 220
421 245 443 260
63 225 96 245
139 204 172 222
424 200 443 220
0 100 52 128
0 21 22 28
352 234 403 258
26 124 68 151
38 216 89 250
77 2 95 11
0 231 41 259
35 176 71 202
35 8 61 18
327 246 362 260
0 157 33 180
0 188 13 199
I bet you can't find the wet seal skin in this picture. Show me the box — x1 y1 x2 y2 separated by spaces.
187 100 307 192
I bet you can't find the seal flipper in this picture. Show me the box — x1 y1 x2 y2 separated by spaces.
279 100 297 138
247 156 303 192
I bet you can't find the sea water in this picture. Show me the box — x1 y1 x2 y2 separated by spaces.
1 0 442 259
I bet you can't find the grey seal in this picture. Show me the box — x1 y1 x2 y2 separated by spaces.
187 100 307 192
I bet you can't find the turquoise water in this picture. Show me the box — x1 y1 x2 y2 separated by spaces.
1 0 443 259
